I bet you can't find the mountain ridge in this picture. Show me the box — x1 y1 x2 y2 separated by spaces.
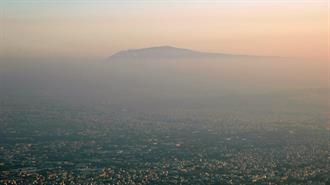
107 45 265 61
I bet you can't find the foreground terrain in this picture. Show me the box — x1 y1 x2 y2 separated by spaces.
1 100 329 185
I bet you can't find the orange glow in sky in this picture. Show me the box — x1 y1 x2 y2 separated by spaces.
2 0 329 61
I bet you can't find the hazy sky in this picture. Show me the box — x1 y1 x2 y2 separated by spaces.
1 0 329 60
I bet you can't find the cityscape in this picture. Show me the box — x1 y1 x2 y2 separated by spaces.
1 0 329 184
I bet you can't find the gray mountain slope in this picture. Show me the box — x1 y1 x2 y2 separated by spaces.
108 46 266 60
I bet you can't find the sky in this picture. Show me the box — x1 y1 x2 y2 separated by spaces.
1 0 329 60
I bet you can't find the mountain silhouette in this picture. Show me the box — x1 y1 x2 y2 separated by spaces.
108 45 261 60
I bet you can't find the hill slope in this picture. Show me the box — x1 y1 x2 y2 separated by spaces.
108 46 259 60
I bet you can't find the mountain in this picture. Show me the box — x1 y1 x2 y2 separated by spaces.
108 46 260 61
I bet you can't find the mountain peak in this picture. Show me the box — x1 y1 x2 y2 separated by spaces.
150 45 176 49
109 46 216 60
107 46 262 61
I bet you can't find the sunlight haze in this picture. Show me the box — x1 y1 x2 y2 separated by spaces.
2 0 329 60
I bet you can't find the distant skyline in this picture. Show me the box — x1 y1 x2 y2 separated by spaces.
1 0 329 61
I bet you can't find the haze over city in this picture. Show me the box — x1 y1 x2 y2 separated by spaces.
1 0 329 184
